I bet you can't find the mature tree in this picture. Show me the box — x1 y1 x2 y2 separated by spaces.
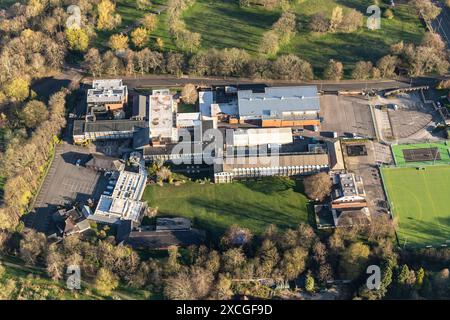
222 248 246 275
352 61 373 80
271 54 314 80
83 48 103 77
46 244 64 281
136 0 152 10
97 0 122 30
312 241 328 266
260 30 280 55
181 83 198 105
272 11 297 44
19 228 47 265
416 267 425 289
141 13 159 32
176 30 201 53
318 263 333 284
421 32 446 51
156 166 173 183
65 28 89 52
166 52 185 76
309 12 329 33
4 78 30 102
377 55 398 78
165 245 181 274
280 247 308 280
411 0 441 21
211 274 233 300
190 266 214 299
303 172 332 201
329 6 343 32
256 239 279 278
324 59 344 80
94 268 119 296
340 9 364 32
202 249 221 275
108 34 129 51
339 242 370 280
164 268 195 299
22 100 49 129
131 27 148 48
103 51 123 76
247 56 271 79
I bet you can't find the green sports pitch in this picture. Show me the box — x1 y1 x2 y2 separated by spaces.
391 141 450 166
381 165 450 248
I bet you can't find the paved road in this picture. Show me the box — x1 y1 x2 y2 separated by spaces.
431 1 450 47
80 74 441 93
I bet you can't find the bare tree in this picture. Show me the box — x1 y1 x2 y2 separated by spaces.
181 83 198 104
303 172 332 201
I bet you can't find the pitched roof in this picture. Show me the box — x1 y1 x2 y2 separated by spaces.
85 154 124 172
238 86 320 118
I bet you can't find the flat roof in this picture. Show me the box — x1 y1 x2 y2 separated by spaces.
83 120 147 133
113 170 147 201
87 80 127 103
231 127 293 147
337 173 365 197
176 112 201 128
199 91 213 116
149 91 176 141
94 195 144 223
238 86 320 118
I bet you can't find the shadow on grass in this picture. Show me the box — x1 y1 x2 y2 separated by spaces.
398 216 450 248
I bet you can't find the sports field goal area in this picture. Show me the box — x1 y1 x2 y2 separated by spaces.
391 141 450 166
381 165 450 248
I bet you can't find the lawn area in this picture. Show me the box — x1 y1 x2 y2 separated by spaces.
381 165 450 248
94 0 176 50
181 0 425 75
391 141 450 166
183 0 279 53
0 0 21 9
143 177 310 240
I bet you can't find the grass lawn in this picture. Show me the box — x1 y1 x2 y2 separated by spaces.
94 0 174 50
143 177 310 240
181 0 425 75
391 141 450 166
381 165 450 248
183 0 279 53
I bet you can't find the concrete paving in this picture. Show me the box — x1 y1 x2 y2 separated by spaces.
25 143 108 234
320 95 376 138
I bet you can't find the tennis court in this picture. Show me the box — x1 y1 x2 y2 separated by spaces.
392 141 450 166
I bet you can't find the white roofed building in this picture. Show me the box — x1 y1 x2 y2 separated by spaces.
149 89 178 146
230 127 293 148
87 79 128 120
86 155 148 225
